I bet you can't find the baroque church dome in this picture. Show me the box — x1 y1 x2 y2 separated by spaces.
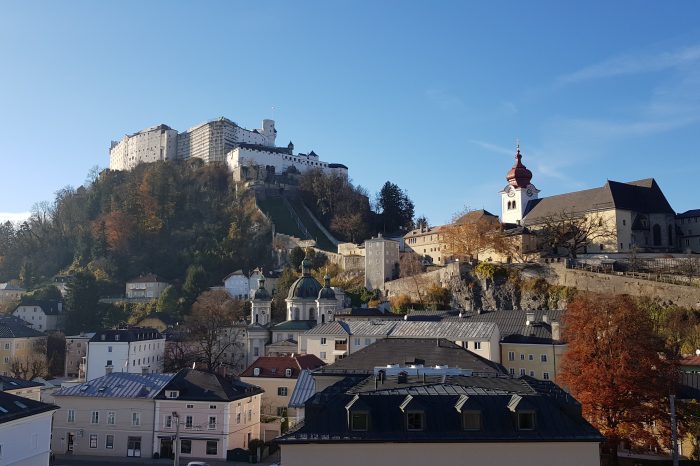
506 145 533 188
317 274 336 300
287 256 322 300
252 276 271 300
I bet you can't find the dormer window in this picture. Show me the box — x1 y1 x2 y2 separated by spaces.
285 368 292 377
166 390 179 399
350 411 369 431
517 411 536 430
406 411 424 431
462 411 481 431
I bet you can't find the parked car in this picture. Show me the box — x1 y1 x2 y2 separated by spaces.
186 462 211 466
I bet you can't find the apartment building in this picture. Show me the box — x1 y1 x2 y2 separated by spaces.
86 327 165 381
0 317 47 377
12 300 64 332
64 332 94 379
0 390 57 466
364 235 400 291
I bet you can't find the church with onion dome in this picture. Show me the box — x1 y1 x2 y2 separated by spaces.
243 254 341 367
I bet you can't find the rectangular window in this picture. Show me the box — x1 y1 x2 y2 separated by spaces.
253 346 259 357
508 351 515 361
105 434 114 449
321 337 327 345
518 412 536 430
206 440 218 455
180 439 191 454
67 409 75 423
462 411 481 430
520 354 525 360
107 411 115 425
509 368 515 375
364 338 371 345
132 412 140 426
89 434 98 448
543 372 550 380
186 404 194 409
519 368 526 376
236 412 241 424
277 387 288 396
473 341 481 350
209 404 216 409
528 354 534 361
165 415 172 428
108 346 112 352
406 412 424 431
208 416 216 430
320 351 326 360
277 407 288 417
91 411 99 424
185 416 193 428
354 338 360 345
540 354 547 362
350 412 368 431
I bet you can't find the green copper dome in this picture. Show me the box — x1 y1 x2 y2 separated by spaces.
287 253 321 300
318 274 336 300
253 276 271 301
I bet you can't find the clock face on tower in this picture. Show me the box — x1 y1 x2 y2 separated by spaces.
507 186 515 197
526 187 533 196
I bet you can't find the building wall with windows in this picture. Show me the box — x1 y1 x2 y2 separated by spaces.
109 125 178 171
677 210 700 253
177 118 275 163
64 333 93 379
153 394 262 459
280 442 600 466
239 376 297 419
51 397 156 458
0 399 56 466
500 343 568 382
227 145 347 182
364 236 400 291
0 335 46 377
86 329 164 381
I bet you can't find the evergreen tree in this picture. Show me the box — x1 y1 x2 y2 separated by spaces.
65 270 102 334
376 181 415 233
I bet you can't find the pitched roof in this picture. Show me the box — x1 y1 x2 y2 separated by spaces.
272 320 318 332
523 178 674 224
127 273 168 284
0 375 43 391
315 338 505 376
240 354 325 378
14 299 63 315
677 209 700 219
0 283 24 291
458 309 565 344
279 374 602 444
0 317 45 338
289 369 316 408
0 390 57 425
90 327 163 343
334 308 389 318
155 369 263 402
304 320 498 340
55 373 174 399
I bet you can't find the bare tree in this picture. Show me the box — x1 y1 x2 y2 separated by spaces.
536 210 616 259
10 339 49 380
442 208 518 261
186 290 246 373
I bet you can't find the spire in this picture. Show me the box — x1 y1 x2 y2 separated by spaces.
301 250 312 276
506 144 533 188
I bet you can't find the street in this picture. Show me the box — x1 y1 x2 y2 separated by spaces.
53 451 280 466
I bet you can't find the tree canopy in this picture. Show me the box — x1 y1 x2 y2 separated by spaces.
376 181 415 233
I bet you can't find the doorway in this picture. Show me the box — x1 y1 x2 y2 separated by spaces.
67 433 74 453
160 438 174 459
127 437 142 457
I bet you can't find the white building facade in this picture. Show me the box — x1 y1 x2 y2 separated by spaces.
0 391 57 466
109 125 178 171
364 235 400 291
86 328 165 381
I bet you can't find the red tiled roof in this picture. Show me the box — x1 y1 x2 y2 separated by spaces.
680 356 700 366
240 354 325 378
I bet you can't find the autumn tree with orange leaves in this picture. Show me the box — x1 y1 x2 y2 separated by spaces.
560 294 677 464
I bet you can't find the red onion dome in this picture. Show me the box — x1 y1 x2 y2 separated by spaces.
506 146 532 188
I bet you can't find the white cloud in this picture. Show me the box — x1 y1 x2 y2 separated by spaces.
0 212 30 223
557 44 700 85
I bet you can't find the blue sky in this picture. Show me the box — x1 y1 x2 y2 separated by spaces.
1 1 699 225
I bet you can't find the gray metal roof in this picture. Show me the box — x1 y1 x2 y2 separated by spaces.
288 369 316 408
0 316 45 338
54 372 174 399
304 320 497 340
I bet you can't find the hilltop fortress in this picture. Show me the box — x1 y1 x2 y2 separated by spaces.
109 117 348 180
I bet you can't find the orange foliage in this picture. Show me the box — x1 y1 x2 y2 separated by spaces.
560 294 676 455
103 211 136 253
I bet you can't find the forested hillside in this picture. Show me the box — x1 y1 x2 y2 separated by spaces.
0 159 272 289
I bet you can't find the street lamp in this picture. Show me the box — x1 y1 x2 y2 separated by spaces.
172 411 181 466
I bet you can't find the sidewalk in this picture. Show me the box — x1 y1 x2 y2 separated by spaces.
54 451 280 466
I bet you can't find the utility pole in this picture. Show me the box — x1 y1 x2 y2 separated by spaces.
670 394 679 466
173 411 180 466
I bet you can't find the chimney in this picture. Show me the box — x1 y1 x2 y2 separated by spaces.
141 366 149 375
542 314 549 324
105 365 113 375
551 321 561 341
525 312 535 326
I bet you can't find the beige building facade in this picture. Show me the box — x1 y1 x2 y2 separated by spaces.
0 318 46 377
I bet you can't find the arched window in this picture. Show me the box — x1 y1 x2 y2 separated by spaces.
255 314 259 324
653 224 661 246
321 314 326 324
309 308 316 320
293 308 300 320
512 200 516 210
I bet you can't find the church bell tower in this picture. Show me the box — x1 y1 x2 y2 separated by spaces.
500 145 539 225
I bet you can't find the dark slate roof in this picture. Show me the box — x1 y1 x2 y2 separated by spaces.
278 374 602 444
523 178 674 224
0 375 43 391
155 369 262 402
14 299 63 315
54 373 174 399
0 316 44 338
328 163 348 169
315 338 505 376
90 327 163 343
240 354 325 378
0 390 57 425
272 320 317 332
127 273 168 284
677 209 700 219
